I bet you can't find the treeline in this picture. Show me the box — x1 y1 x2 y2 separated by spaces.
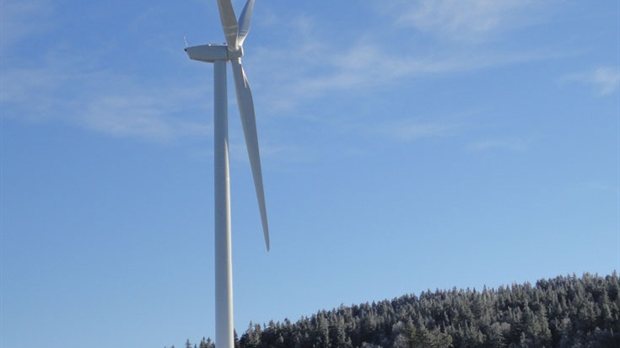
174 272 620 348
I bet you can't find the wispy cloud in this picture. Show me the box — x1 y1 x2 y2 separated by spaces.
563 67 620 96
0 0 217 144
1 45 210 142
579 181 618 193
80 89 211 141
378 120 458 142
468 137 533 152
0 0 54 53
383 0 541 43
251 11 559 115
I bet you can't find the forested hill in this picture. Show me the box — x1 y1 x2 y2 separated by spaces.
179 273 620 348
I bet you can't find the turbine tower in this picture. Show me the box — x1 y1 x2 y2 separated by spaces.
184 1 269 348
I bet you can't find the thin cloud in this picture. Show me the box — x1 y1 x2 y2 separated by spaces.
0 67 67 119
580 181 618 193
468 138 533 152
0 0 54 53
563 67 620 96
376 120 459 142
254 39 562 114
0 0 214 144
384 0 540 43
251 3 567 114
1 45 210 142
81 91 211 142
253 24 558 112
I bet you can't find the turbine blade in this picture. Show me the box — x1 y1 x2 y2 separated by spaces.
217 0 239 51
237 0 255 46
231 58 270 251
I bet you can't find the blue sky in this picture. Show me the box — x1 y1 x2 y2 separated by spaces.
1 0 618 347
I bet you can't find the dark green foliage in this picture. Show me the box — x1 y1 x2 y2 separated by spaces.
199 337 215 348
176 273 620 348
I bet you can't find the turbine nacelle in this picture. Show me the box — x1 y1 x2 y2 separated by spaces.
185 44 243 63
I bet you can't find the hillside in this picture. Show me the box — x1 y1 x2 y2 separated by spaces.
179 273 620 348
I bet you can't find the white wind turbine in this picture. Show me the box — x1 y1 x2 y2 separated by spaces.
184 1 269 348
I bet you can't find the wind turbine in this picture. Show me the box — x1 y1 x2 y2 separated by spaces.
184 1 269 348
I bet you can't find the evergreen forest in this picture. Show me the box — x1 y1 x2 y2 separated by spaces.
169 272 620 348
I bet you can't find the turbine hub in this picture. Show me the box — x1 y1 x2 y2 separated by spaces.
227 46 244 60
